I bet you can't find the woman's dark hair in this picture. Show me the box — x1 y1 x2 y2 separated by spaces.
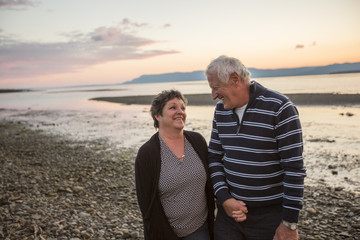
150 89 188 128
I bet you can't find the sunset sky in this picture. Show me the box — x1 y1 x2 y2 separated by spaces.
1 0 360 88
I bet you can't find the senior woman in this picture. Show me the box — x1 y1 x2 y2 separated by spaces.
135 89 215 240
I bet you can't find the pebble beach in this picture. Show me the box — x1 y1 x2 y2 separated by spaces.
1 87 360 239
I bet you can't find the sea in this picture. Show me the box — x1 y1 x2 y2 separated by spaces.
1 73 360 111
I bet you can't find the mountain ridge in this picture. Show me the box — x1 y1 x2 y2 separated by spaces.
123 62 360 84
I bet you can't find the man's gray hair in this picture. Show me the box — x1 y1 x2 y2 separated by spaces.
205 55 251 84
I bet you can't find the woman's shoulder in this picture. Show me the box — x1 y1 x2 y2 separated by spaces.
184 130 206 144
137 133 159 155
184 130 203 138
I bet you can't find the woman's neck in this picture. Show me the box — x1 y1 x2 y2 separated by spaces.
158 128 184 141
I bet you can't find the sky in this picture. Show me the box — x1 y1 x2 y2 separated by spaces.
0 0 360 88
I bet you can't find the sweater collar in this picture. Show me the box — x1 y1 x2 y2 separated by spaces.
248 80 266 106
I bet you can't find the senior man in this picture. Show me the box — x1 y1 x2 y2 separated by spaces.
206 55 306 240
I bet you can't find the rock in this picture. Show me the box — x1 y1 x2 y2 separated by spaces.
339 231 352 237
79 212 91 218
131 231 140 238
72 186 85 193
31 214 42 220
307 207 317 215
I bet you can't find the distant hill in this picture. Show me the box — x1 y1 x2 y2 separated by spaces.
124 71 206 84
123 62 360 84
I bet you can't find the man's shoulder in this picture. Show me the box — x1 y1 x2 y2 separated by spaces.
254 82 291 105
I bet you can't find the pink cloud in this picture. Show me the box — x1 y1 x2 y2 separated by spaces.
120 18 149 29
0 24 179 79
0 0 38 9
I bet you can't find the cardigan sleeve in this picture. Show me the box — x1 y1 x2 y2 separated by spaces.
135 143 156 219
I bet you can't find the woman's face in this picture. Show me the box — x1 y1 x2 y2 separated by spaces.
156 97 186 130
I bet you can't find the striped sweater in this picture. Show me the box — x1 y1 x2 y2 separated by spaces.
208 81 306 223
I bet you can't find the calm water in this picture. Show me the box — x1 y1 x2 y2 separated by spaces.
1 73 359 110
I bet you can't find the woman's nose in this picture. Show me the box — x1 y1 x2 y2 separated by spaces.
177 107 185 113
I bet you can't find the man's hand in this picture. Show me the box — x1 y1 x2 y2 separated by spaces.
222 198 248 222
273 223 298 240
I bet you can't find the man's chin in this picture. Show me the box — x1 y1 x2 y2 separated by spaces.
222 103 231 110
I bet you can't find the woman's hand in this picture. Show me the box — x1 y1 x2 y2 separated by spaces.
222 198 248 222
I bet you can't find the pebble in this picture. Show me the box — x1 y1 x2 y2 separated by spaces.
79 212 91 218
307 207 317 215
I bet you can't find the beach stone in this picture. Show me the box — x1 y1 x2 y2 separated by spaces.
79 212 91 218
339 231 352 237
31 213 42 220
307 207 317 215
81 230 92 239
131 231 140 238
73 186 85 193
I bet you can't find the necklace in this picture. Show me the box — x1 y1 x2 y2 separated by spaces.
178 154 185 160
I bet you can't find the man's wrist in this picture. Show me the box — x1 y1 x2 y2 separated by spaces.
282 220 298 230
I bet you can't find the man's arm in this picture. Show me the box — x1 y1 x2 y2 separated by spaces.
274 223 298 240
275 101 306 239
208 110 247 220
208 111 233 204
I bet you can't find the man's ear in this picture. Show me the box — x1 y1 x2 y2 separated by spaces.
229 72 242 85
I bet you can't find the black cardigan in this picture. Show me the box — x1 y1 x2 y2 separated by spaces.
135 130 215 240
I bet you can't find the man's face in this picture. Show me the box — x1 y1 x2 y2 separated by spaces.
208 73 238 110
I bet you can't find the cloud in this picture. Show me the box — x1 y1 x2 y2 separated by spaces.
0 23 179 79
119 18 149 31
0 0 39 9
295 44 304 49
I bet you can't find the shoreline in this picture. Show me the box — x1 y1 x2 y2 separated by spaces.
1 120 359 239
90 93 360 106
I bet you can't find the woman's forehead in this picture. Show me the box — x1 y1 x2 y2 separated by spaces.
166 98 184 105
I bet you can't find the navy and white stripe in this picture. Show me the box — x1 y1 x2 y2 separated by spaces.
208 81 306 223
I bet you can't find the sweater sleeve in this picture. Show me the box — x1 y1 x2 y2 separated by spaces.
208 108 232 205
275 101 306 223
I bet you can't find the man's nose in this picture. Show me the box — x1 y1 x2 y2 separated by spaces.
211 89 218 100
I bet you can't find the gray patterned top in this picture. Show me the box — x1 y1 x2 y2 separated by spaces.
159 136 208 237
